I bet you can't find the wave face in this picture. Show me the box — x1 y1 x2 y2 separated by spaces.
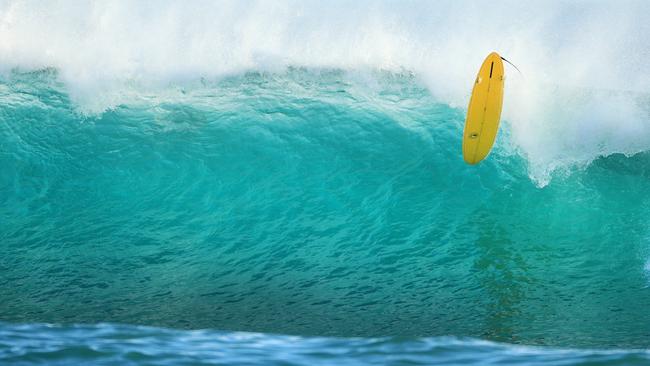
3 69 650 350
2 323 650 366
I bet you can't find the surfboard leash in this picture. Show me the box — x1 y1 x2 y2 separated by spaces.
500 57 522 75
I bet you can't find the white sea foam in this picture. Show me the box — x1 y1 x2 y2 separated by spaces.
1 0 649 184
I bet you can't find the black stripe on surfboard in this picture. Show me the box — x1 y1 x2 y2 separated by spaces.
489 62 494 78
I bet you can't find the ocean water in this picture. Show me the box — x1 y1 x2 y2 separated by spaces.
3 323 650 366
2 1 650 365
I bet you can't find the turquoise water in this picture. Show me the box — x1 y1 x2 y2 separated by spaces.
2 68 650 364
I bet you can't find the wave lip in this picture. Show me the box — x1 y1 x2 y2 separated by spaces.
3 0 650 183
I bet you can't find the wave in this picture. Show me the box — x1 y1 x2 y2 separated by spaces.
2 1 650 183
3 69 650 349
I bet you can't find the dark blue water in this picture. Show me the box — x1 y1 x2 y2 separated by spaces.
2 68 650 364
3 323 650 366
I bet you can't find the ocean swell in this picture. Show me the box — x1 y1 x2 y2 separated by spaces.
3 2 650 358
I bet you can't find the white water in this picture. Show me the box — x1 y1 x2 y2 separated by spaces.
1 0 650 185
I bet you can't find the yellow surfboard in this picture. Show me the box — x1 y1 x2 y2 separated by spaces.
462 52 505 165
